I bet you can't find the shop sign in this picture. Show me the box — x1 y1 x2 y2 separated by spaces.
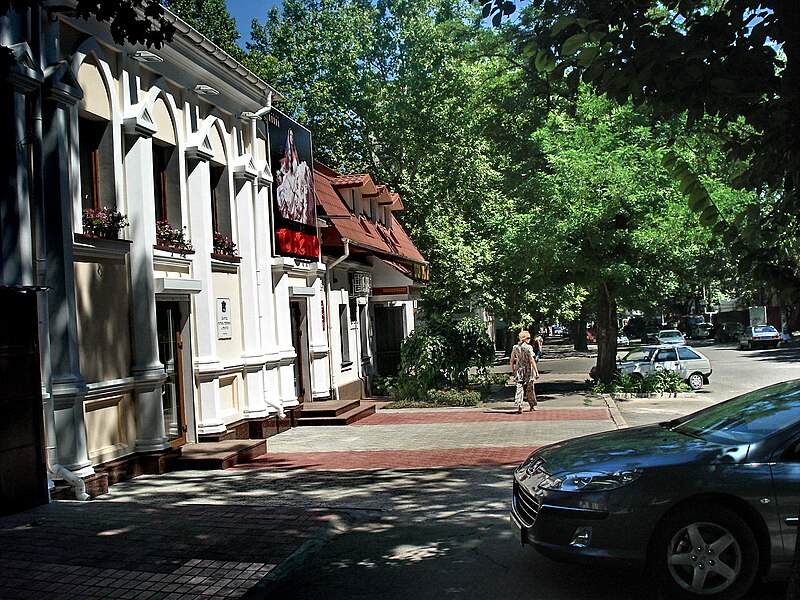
372 286 408 296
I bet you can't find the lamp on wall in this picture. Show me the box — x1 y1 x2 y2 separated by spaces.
194 84 220 95
130 50 163 63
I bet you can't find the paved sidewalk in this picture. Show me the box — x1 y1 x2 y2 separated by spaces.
0 390 617 599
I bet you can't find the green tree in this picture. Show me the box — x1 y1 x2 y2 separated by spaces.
246 0 514 315
482 0 800 302
164 0 244 61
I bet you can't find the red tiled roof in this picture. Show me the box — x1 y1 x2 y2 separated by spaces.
314 166 426 267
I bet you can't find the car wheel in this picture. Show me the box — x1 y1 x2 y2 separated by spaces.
687 373 704 391
649 506 759 600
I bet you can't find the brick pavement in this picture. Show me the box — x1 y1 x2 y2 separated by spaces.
0 395 617 599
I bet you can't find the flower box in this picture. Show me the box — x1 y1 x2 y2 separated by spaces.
82 207 128 239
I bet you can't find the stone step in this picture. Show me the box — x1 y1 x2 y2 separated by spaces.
298 401 377 426
298 399 362 418
175 440 266 470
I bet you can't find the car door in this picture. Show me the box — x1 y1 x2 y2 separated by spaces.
676 346 707 378
653 347 680 374
769 436 800 563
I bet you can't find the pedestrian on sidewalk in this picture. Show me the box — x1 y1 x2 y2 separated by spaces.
510 330 539 413
532 332 544 363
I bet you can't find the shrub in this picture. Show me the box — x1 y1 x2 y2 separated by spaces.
592 370 690 395
372 376 398 396
426 388 481 406
397 315 494 400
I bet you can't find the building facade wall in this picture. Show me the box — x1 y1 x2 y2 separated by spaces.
0 5 331 493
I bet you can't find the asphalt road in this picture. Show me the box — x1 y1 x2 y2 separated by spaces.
241 339 798 600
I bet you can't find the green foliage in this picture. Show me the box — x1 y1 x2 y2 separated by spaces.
372 375 398 397
592 370 690 395
426 388 482 406
164 0 244 60
397 315 494 399
246 0 514 315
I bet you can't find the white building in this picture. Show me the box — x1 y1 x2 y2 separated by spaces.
0 4 330 504
315 164 429 400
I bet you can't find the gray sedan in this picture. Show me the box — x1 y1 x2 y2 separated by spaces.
511 380 800 599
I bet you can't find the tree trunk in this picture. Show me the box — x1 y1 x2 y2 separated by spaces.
572 303 589 352
594 282 618 384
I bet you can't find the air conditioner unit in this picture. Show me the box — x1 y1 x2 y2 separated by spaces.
351 272 372 297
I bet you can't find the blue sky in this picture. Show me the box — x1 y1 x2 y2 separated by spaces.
227 0 282 45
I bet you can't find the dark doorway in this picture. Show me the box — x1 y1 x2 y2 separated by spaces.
290 301 307 403
374 306 404 376
0 288 48 515
156 302 187 447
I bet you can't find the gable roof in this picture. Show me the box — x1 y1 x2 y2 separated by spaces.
314 164 426 267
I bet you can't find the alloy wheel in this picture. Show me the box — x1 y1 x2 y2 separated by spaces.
667 521 742 596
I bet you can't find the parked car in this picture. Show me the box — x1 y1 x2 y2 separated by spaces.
616 333 629 346
738 325 781 350
715 322 744 343
641 326 660 343
689 323 714 339
590 344 712 390
655 329 686 346
511 379 800 600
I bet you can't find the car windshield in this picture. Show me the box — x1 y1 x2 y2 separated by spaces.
754 326 778 334
620 347 655 362
672 381 800 444
660 331 682 339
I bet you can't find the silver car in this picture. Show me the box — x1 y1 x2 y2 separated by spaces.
656 329 686 345
739 325 781 350
511 380 800 600
617 345 712 390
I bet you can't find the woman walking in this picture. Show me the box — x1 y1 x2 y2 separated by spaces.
510 330 540 413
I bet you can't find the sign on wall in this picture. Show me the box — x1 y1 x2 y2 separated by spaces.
216 298 232 340
268 109 319 259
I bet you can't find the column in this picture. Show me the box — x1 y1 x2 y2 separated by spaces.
234 175 268 417
186 157 225 434
41 85 92 476
123 131 169 452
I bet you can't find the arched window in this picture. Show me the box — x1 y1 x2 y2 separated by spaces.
76 59 114 213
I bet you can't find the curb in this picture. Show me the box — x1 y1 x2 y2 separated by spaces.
603 395 628 429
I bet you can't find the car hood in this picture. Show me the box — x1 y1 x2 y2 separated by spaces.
533 425 744 475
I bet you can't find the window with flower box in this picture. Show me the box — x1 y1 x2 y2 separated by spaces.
210 164 237 257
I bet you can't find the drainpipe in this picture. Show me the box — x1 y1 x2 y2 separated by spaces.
325 239 350 400
30 4 89 501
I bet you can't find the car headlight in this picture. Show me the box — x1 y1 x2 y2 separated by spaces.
538 469 643 492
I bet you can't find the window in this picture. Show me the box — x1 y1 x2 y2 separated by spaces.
359 304 370 359
655 348 677 362
349 297 358 322
677 347 701 360
210 165 232 238
339 304 351 365
153 144 181 223
79 117 110 210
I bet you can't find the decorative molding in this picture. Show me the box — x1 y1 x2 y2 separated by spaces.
123 102 158 137
73 234 132 260
154 277 202 295
232 153 258 181
85 377 136 401
7 43 43 92
43 61 83 106
211 254 241 273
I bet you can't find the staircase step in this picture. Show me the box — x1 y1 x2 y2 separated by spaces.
298 399 361 418
298 401 376 426
175 440 266 470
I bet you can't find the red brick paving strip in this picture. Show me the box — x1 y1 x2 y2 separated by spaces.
239 446 540 471
353 408 609 426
